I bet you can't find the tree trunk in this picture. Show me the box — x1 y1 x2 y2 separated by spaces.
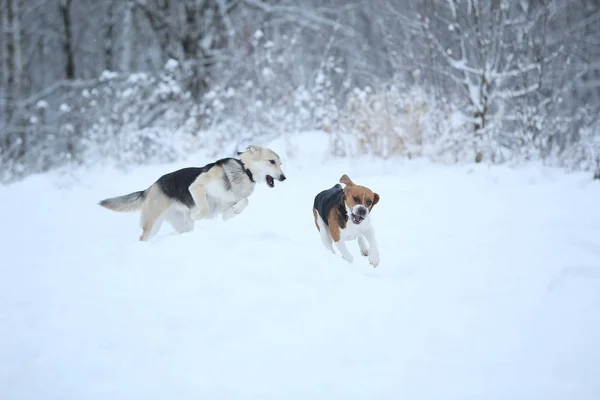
104 0 116 71
182 1 200 61
2 0 23 154
60 0 75 80
121 0 134 72
10 0 23 101
0 0 8 142
5 0 15 115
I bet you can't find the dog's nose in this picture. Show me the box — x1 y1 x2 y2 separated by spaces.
280 174 286 181
357 207 367 216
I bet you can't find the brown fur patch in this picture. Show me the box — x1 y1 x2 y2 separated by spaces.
327 207 344 242
313 208 320 232
343 184 380 211
339 174 355 186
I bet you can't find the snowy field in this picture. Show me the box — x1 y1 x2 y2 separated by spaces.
1 134 600 399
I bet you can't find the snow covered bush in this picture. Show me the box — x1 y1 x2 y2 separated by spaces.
78 65 196 167
561 118 600 174
199 30 340 152
330 85 420 158
0 33 343 182
329 83 475 163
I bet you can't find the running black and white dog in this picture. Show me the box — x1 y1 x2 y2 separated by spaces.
99 145 286 241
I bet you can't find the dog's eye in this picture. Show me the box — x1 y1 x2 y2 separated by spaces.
269 160 276 165
366 200 372 206
353 196 360 203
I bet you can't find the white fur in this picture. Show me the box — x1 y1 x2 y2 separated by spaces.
320 210 380 267
340 212 371 241
165 207 195 233
340 215 379 267
335 240 354 263
317 214 335 254
362 225 380 267
347 204 369 220
222 198 249 221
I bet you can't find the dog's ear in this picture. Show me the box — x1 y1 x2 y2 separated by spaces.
339 174 354 186
372 192 380 206
237 145 257 155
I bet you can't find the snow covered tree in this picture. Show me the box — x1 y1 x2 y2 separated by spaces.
0 0 599 181
411 0 579 161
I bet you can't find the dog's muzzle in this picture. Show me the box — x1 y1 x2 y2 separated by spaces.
266 173 286 188
351 206 368 224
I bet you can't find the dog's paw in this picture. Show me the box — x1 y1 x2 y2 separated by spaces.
342 254 354 263
368 253 380 268
323 244 335 254
361 249 369 257
191 208 209 220
222 209 235 221
231 202 246 214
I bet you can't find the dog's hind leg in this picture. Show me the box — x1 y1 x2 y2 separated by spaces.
165 208 195 233
321 232 335 254
316 212 335 254
313 209 320 232
139 186 171 241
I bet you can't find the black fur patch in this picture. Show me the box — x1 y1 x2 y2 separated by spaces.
156 166 209 208
313 184 347 227
155 157 245 208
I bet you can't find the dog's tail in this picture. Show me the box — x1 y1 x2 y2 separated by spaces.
99 189 148 212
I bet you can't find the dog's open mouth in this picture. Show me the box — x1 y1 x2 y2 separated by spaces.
351 213 364 224
266 175 275 188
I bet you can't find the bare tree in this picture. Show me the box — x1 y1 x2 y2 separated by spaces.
404 0 584 161
121 0 135 72
59 0 75 79
1 0 25 155
103 0 117 71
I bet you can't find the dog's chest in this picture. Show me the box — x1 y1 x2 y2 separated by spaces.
206 179 254 212
339 219 368 240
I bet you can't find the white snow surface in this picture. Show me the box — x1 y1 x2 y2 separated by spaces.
2 133 600 399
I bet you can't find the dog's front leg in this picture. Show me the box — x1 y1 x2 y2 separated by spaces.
334 240 354 263
222 198 249 221
188 181 210 220
358 235 369 256
363 229 380 267
232 198 248 214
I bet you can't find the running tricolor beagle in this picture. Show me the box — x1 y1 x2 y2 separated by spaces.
313 174 380 267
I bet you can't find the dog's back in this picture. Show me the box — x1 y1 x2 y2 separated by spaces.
156 166 211 208
99 166 211 212
313 184 345 228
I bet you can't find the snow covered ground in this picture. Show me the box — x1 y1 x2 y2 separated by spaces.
1 133 600 399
